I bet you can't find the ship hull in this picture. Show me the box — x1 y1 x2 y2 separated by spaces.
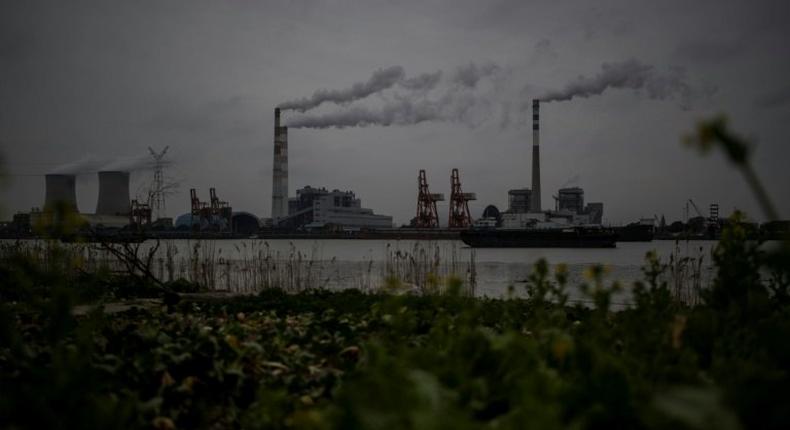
613 224 655 242
460 228 617 248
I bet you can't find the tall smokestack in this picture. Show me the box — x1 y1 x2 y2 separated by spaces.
271 108 289 221
44 174 79 212
531 99 541 212
96 171 131 216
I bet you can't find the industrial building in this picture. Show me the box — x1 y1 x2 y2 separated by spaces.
550 187 603 224
270 109 392 231
490 100 604 229
507 188 532 214
277 185 393 230
557 187 584 213
173 188 261 234
174 211 260 234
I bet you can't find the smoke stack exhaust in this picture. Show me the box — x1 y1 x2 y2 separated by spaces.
530 99 541 212
271 108 289 222
44 174 79 212
95 171 131 216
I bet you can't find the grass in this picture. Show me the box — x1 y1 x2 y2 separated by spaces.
1 221 789 429
0 239 483 296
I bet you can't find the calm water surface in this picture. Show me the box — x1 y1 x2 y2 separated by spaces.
154 239 718 300
3 238 718 302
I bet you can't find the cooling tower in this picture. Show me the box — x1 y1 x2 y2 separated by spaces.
271 108 289 221
44 174 79 212
530 99 542 212
95 171 131 215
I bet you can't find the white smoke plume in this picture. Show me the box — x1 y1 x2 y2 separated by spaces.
287 90 496 130
51 154 111 174
561 174 581 188
278 63 495 114
284 62 502 129
452 62 500 88
287 99 443 129
400 70 443 91
286 79 498 130
282 59 711 129
278 66 406 112
540 59 707 109
51 153 163 174
102 154 158 172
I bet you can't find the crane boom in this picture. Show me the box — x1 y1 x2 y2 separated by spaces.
688 199 704 218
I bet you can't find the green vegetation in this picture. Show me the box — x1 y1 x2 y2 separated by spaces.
2 220 789 429
0 118 788 429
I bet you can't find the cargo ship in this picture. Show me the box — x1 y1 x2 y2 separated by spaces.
459 226 617 248
613 220 655 242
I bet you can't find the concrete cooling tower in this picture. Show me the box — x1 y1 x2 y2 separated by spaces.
95 171 131 216
44 174 79 212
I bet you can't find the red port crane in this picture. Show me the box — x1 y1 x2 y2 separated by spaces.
415 170 444 228
448 168 476 229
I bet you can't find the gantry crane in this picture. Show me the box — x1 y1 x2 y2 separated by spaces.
209 188 232 231
448 168 476 229
415 170 444 228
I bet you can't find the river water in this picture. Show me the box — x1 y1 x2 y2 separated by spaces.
2 238 719 304
142 239 718 303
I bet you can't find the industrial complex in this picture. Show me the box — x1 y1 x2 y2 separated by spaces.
4 99 783 242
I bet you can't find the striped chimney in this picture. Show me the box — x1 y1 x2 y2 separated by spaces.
271 108 289 222
531 99 541 212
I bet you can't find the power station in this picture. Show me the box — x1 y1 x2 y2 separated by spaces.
9 98 624 239
269 108 394 231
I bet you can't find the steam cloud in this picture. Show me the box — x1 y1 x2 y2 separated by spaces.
281 59 712 129
453 62 500 88
284 62 500 129
540 59 703 108
51 153 161 174
278 66 443 112
287 100 441 129
560 174 581 188
102 154 158 172
51 155 111 174
400 70 443 91
286 88 492 129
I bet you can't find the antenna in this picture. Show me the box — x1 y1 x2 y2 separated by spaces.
148 146 170 220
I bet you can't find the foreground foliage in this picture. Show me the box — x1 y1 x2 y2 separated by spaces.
1 219 789 429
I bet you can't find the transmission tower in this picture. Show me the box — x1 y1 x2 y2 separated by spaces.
148 146 169 220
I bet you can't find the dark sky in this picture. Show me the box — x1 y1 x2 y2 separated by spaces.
2 0 789 225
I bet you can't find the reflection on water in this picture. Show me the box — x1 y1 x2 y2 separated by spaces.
141 239 718 300
1 238 718 302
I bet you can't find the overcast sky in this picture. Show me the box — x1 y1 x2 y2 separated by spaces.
2 0 789 225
